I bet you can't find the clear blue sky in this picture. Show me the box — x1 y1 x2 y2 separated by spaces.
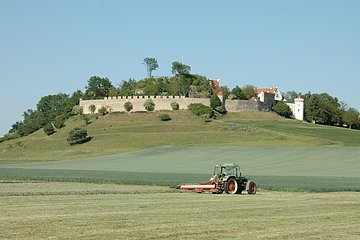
1 0 359 136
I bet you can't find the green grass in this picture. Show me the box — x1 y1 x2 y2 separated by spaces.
1 145 359 192
1 111 359 161
1 182 359 239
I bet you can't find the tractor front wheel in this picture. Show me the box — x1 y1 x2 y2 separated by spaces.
225 179 238 194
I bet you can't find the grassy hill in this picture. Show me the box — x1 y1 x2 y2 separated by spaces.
1 111 359 192
1 111 359 161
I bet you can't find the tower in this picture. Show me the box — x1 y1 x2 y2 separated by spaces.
294 97 304 121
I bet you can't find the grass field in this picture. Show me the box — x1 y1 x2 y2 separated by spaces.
1 111 359 161
1 146 359 192
1 182 359 240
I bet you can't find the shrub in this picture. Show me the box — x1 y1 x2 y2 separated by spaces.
171 102 180 111
71 105 83 115
227 94 236 100
82 115 92 125
0 132 21 143
214 106 227 114
210 94 222 109
54 115 66 129
89 104 96 114
98 106 108 116
159 114 171 121
67 127 92 145
188 103 213 118
124 102 133 112
144 99 155 111
272 101 292 118
43 123 55 136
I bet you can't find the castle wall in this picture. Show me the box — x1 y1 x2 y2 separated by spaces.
80 96 210 114
225 99 259 112
80 96 283 114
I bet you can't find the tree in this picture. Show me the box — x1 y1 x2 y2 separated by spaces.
343 108 360 129
143 57 159 78
171 102 179 110
124 102 133 112
241 85 256 100
118 78 137 96
144 99 155 111
84 76 113 99
305 93 342 125
89 104 96 114
98 106 108 116
43 123 55 135
210 94 222 109
284 91 301 102
37 93 72 124
231 85 246 100
171 61 191 75
272 102 292 118
67 127 92 145
54 115 66 129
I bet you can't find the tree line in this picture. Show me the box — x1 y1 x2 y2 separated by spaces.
1 57 359 142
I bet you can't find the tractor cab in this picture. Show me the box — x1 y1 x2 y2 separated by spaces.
213 163 242 180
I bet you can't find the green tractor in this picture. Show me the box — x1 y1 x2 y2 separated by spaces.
178 163 257 194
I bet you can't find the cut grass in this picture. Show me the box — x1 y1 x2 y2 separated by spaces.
1 111 359 161
1 182 359 240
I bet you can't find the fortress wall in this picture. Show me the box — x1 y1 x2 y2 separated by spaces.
80 96 210 114
80 96 262 114
225 100 259 112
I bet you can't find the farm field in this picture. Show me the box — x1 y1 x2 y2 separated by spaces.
1 146 360 192
1 181 359 240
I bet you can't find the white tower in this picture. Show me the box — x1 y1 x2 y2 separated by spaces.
294 97 304 121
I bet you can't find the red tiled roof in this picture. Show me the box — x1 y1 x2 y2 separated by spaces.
255 87 278 94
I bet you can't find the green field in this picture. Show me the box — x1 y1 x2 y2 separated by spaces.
1 146 359 192
1 181 359 240
1 111 360 161
1 111 360 239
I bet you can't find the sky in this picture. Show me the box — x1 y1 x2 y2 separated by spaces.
1 0 359 136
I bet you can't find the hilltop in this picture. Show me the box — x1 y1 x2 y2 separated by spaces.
1 111 359 161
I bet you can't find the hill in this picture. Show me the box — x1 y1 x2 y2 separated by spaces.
1 111 359 161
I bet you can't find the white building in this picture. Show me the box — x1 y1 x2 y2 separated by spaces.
285 97 304 121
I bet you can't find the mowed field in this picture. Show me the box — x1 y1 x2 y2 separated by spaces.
1 112 360 239
1 181 359 240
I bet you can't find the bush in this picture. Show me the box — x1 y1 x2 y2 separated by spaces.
210 94 222 109
124 102 133 112
272 101 293 118
144 99 155 111
71 105 83 115
43 123 55 136
159 114 171 121
89 104 96 114
171 102 180 110
214 106 227 114
67 127 92 145
54 115 66 129
82 115 92 125
98 106 108 116
0 132 21 143
188 103 213 119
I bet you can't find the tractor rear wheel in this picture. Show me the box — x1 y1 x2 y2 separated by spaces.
246 181 257 194
225 178 238 194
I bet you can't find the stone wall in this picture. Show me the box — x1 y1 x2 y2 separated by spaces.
225 99 259 112
80 96 263 114
80 96 210 114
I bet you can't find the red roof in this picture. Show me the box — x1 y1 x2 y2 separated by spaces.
255 87 278 95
